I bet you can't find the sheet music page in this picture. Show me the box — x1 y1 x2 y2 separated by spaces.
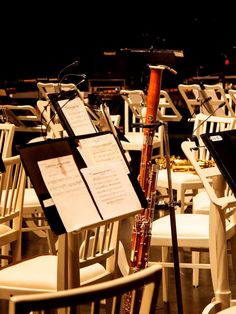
38 155 102 232
77 133 129 173
58 97 96 135
81 162 141 219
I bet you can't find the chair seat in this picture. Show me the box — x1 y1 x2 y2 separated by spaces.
192 190 210 214
218 307 236 313
121 132 160 151
0 255 106 291
151 214 209 247
0 224 12 235
158 169 201 184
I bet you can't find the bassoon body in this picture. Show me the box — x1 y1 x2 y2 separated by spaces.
123 65 176 313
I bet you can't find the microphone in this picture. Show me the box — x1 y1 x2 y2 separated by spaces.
57 60 79 81
59 73 87 88
187 96 212 123
57 60 80 93
189 101 226 147
199 81 214 115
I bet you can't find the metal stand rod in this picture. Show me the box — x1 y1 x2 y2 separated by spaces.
163 122 183 314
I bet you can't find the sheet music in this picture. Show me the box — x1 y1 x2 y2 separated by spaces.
58 97 96 135
38 155 102 232
77 133 129 173
81 162 141 219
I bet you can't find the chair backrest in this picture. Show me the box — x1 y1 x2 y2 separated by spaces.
121 89 182 135
0 105 46 133
36 100 65 138
8 264 162 314
182 140 236 310
37 82 78 100
228 89 236 115
158 90 182 122
37 84 103 138
200 84 234 117
178 83 235 119
57 211 141 291
0 123 15 157
178 83 202 118
120 89 146 135
0 155 26 263
192 113 236 160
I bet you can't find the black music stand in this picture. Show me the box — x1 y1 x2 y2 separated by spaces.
18 132 147 235
201 129 236 197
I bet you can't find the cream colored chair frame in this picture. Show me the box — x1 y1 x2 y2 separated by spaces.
150 140 236 304
0 105 46 133
0 210 140 305
157 113 236 214
0 155 26 266
178 83 235 120
120 89 164 157
0 123 15 157
8 264 162 314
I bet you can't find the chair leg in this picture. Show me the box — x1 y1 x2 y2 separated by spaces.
192 251 200 287
0 244 11 267
46 229 57 255
162 246 169 303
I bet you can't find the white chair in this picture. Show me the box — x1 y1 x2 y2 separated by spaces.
228 89 236 115
178 83 202 118
0 105 46 133
0 211 138 310
182 140 236 314
37 83 102 137
200 84 234 117
36 100 65 138
158 90 182 122
0 155 26 266
120 89 164 158
8 264 162 314
37 82 80 100
149 140 236 305
178 83 235 121
156 113 236 214
0 123 15 158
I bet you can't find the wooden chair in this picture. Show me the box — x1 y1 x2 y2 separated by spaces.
36 88 101 138
0 155 26 266
178 83 235 121
228 89 236 116
0 211 140 311
37 82 79 100
120 89 164 158
150 140 236 306
8 264 162 314
156 113 236 214
0 123 15 158
0 105 46 133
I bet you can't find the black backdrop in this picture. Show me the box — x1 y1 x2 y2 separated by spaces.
1 2 236 84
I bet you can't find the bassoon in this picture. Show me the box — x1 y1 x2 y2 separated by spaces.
123 65 177 313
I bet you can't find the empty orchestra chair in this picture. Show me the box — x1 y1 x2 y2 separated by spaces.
8 264 162 314
149 139 236 304
0 155 26 267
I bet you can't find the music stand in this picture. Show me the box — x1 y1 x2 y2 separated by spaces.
48 90 97 137
201 129 236 197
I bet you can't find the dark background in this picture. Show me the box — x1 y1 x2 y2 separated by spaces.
1 2 236 88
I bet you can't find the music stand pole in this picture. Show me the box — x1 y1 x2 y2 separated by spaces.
163 122 183 314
